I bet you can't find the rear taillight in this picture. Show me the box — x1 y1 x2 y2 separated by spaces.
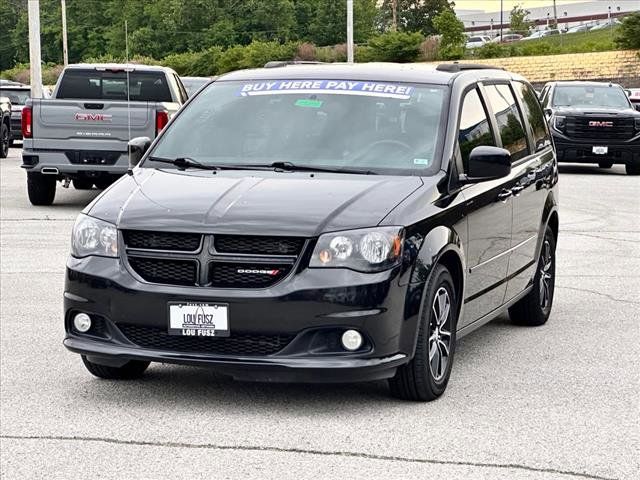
155 110 169 135
21 106 32 138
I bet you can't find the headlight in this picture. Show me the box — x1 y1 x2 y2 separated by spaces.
310 227 404 272
553 115 566 131
71 214 118 258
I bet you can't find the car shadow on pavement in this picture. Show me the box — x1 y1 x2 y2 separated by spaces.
71 314 521 409
558 164 626 175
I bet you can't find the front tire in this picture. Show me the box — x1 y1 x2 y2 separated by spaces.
81 356 150 380
27 172 56 206
0 122 8 158
509 225 556 326
626 163 640 175
389 264 457 401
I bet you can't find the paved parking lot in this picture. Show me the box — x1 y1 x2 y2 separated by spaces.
1 146 638 480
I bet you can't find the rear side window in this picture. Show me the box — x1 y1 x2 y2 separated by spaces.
458 88 496 171
57 70 172 102
483 84 529 162
513 81 550 152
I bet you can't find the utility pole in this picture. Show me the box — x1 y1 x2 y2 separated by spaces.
391 0 398 31
28 0 43 98
61 0 68 65
553 0 558 28
499 0 503 40
347 0 354 63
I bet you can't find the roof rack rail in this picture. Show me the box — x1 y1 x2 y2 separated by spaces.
263 60 327 68
436 62 502 73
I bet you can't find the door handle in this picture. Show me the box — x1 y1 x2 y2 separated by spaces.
511 185 525 196
497 189 512 202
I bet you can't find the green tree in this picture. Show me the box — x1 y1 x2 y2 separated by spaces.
615 12 640 49
299 0 377 46
379 0 455 36
510 4 532 35
367 31 424 62
433 9 465 59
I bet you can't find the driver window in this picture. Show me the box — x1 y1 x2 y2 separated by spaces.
458 88 496 172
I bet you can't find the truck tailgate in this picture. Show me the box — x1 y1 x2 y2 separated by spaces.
32 99 156 151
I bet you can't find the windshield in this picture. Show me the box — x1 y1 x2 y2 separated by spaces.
552 85 631 109
147 80 447 175
0 88 30 105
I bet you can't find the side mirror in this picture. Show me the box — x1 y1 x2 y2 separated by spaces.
0 96 10 105
128 136 151 170
544 107 552 117
625 89 632 97
461 146 512 183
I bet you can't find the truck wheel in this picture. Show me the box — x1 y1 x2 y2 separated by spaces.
81 356 150 380
389 264 457 401
626 163 640 175
27 172 56 206
94 176 115 189
0 123 8 158
73 178 94 190
509 225 556 326
598 161 613 169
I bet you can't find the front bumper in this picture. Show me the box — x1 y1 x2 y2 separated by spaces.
552 134 640 165
64 256 423 383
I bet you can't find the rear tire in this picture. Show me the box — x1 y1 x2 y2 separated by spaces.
509 225 556 326
81 356 150 380
73 178 93 190
389 264 457 401
27 172 56 206
626 163 640 175
598 161 613 169
0 122 8 158
94 175 115 190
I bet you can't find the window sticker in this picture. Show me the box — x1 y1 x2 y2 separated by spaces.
413 158 431 165
237 80 414 99
294 98 323 108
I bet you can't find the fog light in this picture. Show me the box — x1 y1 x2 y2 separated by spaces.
73 313 92 333
341 329 363 351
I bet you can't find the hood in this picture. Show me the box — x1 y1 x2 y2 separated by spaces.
551 106 639 116
87 169 425 237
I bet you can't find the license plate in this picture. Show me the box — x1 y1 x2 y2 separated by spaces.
168 303 229 337
592 146 608 155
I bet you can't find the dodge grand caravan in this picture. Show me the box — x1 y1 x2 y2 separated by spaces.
64 63 559 401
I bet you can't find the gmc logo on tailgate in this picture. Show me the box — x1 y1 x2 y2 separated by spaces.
74 113 113 122
588 121 614 127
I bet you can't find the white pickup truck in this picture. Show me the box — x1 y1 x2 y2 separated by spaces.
21 63 190 205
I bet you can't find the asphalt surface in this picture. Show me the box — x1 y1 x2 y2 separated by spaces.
1 146 638 480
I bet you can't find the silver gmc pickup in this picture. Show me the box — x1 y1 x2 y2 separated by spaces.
21 63 190 205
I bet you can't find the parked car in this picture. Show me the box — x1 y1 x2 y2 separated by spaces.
539 81 640 175
566 24 589 34
465 35 491 49
180 76 213 97
491 33 523 43
628 88 640 111
589 20 619 31
521 30 547 41
0 95 11 158
64 62 559 401
21 63 189 205
0 83 31 146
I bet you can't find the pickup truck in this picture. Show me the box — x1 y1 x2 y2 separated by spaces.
21 63 188 205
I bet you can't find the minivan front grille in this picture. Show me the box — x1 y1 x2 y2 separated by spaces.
123 231 304 289
564 116 636 140
117 323 294 356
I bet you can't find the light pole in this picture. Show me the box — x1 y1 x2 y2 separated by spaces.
61 0 68 65
499 0 503 40
28 0 43 98
346 0 354 63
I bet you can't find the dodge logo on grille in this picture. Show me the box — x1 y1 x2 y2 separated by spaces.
588 121 614 127
237 269 281 276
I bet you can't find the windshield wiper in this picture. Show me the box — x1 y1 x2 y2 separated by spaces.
268 161 377 175
147 156 220 171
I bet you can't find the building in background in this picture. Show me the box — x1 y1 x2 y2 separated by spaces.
457 0 640 36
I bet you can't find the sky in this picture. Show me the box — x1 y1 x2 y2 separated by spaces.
454 0 589 12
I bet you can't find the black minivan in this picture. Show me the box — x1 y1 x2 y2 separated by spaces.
64 63 558 401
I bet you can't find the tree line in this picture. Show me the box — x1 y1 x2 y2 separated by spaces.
0 0 455 71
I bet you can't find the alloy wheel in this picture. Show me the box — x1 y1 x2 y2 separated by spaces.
1 127 8 157
539 239 553 310
429 287 452 382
